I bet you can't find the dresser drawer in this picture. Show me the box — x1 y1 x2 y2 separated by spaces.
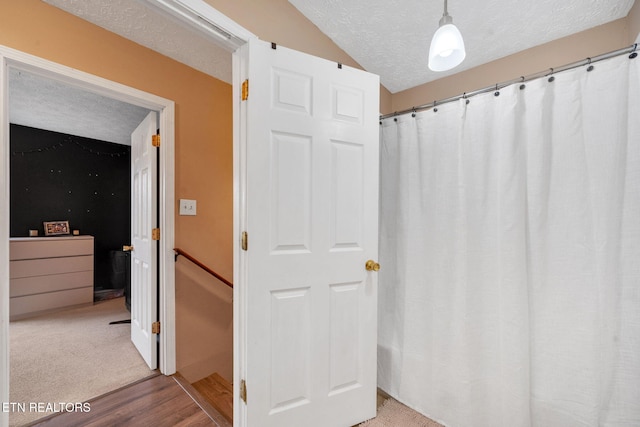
10 270 93 297
10 237 94 260
10 255 93 279
10 287 93 320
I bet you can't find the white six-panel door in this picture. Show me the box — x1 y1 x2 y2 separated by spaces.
237 39 380 427
130 111 158 370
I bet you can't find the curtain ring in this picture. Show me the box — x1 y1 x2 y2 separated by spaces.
547 68 555 82
412 107 416 118
586 57 595 72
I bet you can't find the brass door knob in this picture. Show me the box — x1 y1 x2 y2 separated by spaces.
365 260 380 272
123 245 134 252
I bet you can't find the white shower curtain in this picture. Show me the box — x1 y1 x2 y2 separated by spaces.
378 53 640 427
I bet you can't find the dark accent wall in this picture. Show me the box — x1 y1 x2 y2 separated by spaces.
10 124 131 290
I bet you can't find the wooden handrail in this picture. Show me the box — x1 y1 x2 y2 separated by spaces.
174 248 233 288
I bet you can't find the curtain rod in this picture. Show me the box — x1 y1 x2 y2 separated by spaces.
380 43 638 120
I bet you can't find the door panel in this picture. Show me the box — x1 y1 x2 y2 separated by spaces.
239 39 379 427
130 111 157 370
269 132 312 253
330 140 364 250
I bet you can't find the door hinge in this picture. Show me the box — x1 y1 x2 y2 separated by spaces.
240 379 247 403
152 228 160 241
241 79 249 101
152 321 160 334
152 134 161 147
241 231 248 251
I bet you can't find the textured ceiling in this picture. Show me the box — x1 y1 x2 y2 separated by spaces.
42 0 233 84
13 0 636 143
17 0 231 145
9 69 152 145
41 0 637 94
288 0 636 93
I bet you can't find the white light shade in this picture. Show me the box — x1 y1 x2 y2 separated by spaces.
428 23 466 72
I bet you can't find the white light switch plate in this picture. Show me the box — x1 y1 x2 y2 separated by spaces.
179 199 197 216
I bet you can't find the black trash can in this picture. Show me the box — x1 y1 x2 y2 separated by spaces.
109 250 131 311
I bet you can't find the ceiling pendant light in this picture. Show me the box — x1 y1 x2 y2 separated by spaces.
428 0 466 72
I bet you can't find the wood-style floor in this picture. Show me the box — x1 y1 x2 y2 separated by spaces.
192 373 233 423
29 371 388 427
29 373 216 427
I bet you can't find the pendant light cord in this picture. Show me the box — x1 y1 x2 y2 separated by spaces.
440 0 452 25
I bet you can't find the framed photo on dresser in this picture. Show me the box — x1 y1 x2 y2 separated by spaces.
43 220 70 236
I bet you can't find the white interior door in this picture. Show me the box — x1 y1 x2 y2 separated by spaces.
130 111 158 370
236 39 380 427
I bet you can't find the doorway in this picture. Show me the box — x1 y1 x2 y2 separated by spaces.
7 94 152 426
0 46 177 426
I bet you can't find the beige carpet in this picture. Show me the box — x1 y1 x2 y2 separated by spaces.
9 298 153 426
359 398 445 427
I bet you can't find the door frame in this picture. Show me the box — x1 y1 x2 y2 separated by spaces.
0 45 177 420
232 41 250 427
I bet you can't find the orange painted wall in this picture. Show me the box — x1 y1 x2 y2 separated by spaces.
0 0 233 374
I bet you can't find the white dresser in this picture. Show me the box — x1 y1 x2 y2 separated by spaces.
10 235 94 320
